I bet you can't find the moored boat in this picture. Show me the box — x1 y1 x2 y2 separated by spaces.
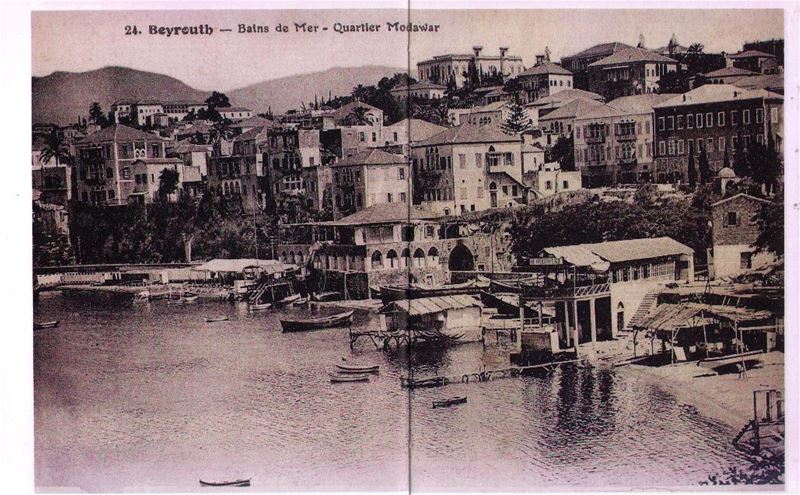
34 320 59 329
199 478 251 487
336 364 380 374
280 310 354 333
697 350 764 369
181 292 199 303
249 302 272 311
292 297 309 306
276 294 301 306
432 396 467 408
312 291 341 302
330 373 370 383
205 315 229 323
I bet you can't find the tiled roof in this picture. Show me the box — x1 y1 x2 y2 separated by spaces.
563 42 633 61
653 84 783 109
518 62 572 77
328 203 439 226
589 47 677 67
386 118 447 142
330 101 382 122
586 237 693 263
731 74 784 92
413 123 521 147
539 98 606 121
332 148 407 167
730 49 776 59
230 115 274 128
77 124 162 144
710 192 773 208
167 141 212 153
526 89 604 107
702 66 758 78
603 93 678 115
232 126 268 142
390 81 447 92
135 99 163 105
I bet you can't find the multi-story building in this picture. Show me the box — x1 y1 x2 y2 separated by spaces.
162 101 208 121
515 57 574 103
701 66 760 85
652 84 784 183
573 93 674 186
32 141 72 207
128 157 184 204
73 124 167 206
457 101 527 128
389 81 447 102
130 100 165 127
587 47 678 100
417 46 525 87
378 118 447 155
729 49 780 74
538 97 607 141
561 42 633 90
523 161 582 199
264 127 327 210
331 149 410 219
218 107 254 121
410 124 525 216
166 141 212 177
110 99 137 123
207 126 268 211
708 193 777 279
525 88 604 121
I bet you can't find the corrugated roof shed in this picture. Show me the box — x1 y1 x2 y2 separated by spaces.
381 294 481 316
583 237 693 263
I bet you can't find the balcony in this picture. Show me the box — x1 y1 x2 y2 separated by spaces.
584 159 607 168
585 135 606 144
616 133 637 142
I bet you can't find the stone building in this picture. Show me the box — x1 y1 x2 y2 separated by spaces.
389 81 447 102
708 193 776 279
331 149 410 219
515 58 574 103
207 126 268 211
417 46 525 87
561 42 633 90
587 47 678 100
729 49 780 74
652 84 784 183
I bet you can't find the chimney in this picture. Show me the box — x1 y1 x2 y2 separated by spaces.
499 46 509 58
473 45 483 58
536 54 545 65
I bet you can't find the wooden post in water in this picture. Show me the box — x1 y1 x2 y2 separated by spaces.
701 310 710 359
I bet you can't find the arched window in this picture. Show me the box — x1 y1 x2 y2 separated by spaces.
288 251 296 264
280 251 287 263
489 181 497 191
386 250 398 269
234 182 241 194
427 247 439 266
413 248 426 268
401 248 411 268
371 250 383 270
224 182 230 196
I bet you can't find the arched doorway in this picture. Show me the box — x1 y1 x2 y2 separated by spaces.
448 243 475 271
616 302 625 333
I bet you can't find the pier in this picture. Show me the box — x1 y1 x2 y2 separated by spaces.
400 359 581 388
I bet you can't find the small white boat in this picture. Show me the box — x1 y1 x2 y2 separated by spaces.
336 364 380 374
249 303 272 311
330 373 370 383
277 294 301 306
292 297 309 306
205 315 229 323
34 320 59 330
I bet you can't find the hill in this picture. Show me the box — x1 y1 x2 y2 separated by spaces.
227 65 405 114
32 65 407 125
32 66 210 125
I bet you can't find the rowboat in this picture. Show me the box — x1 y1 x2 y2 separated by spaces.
432 396 467 408
336 364 380 374
330 373 370 383
276 294 301 306
697 350 764 369
292 297 309 306
205 315 229 323
249 303 272 311
400 376 448 389
280 310 354 333
199 478 251 487
312 291 341 302
182 293 199 303
34 320 59 330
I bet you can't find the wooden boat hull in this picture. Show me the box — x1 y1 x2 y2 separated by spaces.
205 316 229 323
292 298 309 306
697 350 764 369
330 373 370 383
312 292 341 302
276 294 301 306
199 478 251 487
249 303 271 311
432 396 467 408
281 310 354 333
34 320 59 329
336 364 379 374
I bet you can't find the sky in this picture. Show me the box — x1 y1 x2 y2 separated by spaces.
31 7 784 91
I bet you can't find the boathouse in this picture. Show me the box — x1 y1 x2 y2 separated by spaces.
380 294 484 343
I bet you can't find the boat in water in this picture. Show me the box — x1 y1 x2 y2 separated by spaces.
292 297 309 306
199 478 251 487
280 310 354 333
312 291 341 302
249 302 272 311
181 292 199 303
379 279 490 303
330 373 370 383
335 364 380 374
34 320 59 330
205 315 229 323
432 396 467 408
275 294 301 306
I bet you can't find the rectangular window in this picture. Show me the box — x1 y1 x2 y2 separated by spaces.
697 138 704 151
726 211 738 226
400 192 406 203
398 168 405 180
705 113 713 128
756 134 764 145
707 138 714 150
696 114 703 128
731 110 738 125
743 109 751 124
740 252 752 270
686 114 693 129
359 132 365 142
658 141 665 156
563 180 569 189
645 120 651 134
371 132 376 142
667 116 674 130
677 140 684 155
545 180 552 190
717 112 725 127
677 115 684 129
658 117 665 131
756 108 764 123
475 153 482 168
393 132 398 141
719 137 726 152
459 154 466 169
387 193 393 203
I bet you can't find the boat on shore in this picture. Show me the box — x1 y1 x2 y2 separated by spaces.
199 478 251 487
249 302 272 311
697 350 764 369
280 310 354 333
336 364 380 374
432 396 467 408
330 373 370 383
34 320 59 330
205 315 229 323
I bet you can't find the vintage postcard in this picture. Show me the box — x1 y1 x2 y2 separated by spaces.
14 1 797 492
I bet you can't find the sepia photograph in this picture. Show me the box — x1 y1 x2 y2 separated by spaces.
9 1 797 492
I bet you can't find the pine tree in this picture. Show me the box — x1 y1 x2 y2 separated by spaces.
698 147 710 184
733 135 750 178
499 99 533 135
687 144 697 188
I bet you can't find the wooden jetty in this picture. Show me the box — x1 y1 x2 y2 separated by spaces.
400 359 580 388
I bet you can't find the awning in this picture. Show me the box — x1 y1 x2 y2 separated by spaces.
380 294 481 317
191 258 297 274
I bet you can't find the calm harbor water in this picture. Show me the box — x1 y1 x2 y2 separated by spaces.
34 291 750 492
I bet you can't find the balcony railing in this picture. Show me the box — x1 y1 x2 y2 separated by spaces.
584 159 607 167
585 135 606 144
521 281 610 300
616 133 637 142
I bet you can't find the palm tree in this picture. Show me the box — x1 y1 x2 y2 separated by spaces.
209 119 234 147
348 105 373 126
38 129 71 190
688 42 705 54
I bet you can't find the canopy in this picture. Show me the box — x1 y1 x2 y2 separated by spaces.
192 258 297 274
380 294 481 317
632 302 774 332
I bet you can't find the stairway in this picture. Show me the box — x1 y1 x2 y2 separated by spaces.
624 290 660 332
249 283 268 304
